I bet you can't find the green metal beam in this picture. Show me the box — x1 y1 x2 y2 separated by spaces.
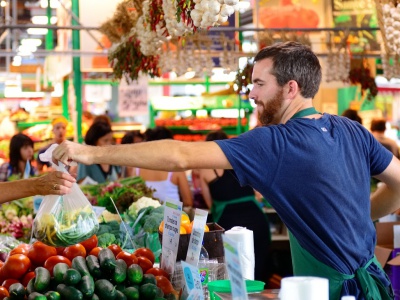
62 78 69 120
72 0 82 143
45 1 53 50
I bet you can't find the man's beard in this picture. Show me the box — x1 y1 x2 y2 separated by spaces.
258 88 284 126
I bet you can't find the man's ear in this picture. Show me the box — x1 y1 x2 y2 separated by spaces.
285 80 300 100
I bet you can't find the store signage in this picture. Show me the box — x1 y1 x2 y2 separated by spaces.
223 235 248 300
186 208 208 266
118 77 148 117
180 261 204 300
161 200 183 276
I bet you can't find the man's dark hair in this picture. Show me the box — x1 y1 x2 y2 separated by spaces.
254 41 322 99
9 133 34 172
370 119 387 132
145 126 173 141
206 130 228 141
85 121 112 145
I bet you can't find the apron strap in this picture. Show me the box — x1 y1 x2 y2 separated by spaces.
212 195 257 223
289 232 392 300
290 107 321 119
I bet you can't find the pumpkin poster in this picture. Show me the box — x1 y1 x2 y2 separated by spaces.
254 0 325 29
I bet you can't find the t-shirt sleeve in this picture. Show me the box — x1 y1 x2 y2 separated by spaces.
214 127 282 189
367 131 393 176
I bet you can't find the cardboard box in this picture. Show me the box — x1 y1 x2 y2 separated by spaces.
374 221 400 293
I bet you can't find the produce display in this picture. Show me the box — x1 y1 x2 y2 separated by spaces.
0 238 178 300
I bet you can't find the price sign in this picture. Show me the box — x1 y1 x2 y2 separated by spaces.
118 77 148 117
180 261 204 300
186 208 208 266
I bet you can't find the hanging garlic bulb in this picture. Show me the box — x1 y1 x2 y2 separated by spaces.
190 0 239 28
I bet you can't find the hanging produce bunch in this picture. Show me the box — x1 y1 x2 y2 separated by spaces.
234 59 254 95
325 31 351 83
104 0 240 81
375 0 400 79
348 63 378 101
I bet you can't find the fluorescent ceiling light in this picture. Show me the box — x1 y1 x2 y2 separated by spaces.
21 38 42 47
31 16 58 25
0 1 6 7
18 45 37 53
27 28 48 35
40 0 60 8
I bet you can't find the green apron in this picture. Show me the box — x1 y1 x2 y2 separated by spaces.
211 195 260 223
289 232 393 300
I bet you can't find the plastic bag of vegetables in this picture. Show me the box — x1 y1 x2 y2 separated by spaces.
33 145 99 246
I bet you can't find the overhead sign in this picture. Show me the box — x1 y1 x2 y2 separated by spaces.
118 77 148 117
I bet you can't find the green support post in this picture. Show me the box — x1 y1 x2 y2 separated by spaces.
62 78 69 119
72 0 83 143
45 1 53 50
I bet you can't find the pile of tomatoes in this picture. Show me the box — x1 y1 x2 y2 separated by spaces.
0 235 176 299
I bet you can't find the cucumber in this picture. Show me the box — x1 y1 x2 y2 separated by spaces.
86 255 102 279
56 284 83 300
77 275 95 298
122 287 139 300
28 292 46 300
126 264 143 285
139 283 158 300
112 259 127 284
44 291 60 300
53 263 70 284
26 278 35 294
34 267 51 293
72 256 90 277
114 290 127 300
90 294 100 300
8 282 26 300
98 249 116 272
94 279 117 300
63 269 82 286
141 274 156 286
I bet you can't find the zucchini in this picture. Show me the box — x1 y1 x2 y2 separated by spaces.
126 264 143 285
27 292 46 300
77 275 95 298
63 269 82 286
8 282 26 300
34 267 51 293
98 249 116 272
114 290 127 300
112 259 127 284
86 255 102 279
72 256 90 277
44 291 60 300
94 279 117 300
26 278 35 294
56 284 83 300
122 287 139 300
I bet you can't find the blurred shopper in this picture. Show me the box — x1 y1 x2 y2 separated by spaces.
134 127 192 207
0 133 37 181
341 109 362 124
198 130 271 281
37 116 69 172
120 131 145 178
77 121 120 184
371 119 399 158
0 171 75 203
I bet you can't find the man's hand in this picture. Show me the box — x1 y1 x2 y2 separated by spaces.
52 141 92 166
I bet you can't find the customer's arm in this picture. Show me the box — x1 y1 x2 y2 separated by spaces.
0 171 75 203
53 140 232 171
371 157 400 220
176 172 193 207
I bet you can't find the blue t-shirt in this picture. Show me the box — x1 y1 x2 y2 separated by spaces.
216 113 393 275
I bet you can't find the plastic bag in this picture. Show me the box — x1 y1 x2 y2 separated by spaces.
33 145 99 246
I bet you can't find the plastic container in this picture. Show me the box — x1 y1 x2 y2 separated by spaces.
208 279 265 300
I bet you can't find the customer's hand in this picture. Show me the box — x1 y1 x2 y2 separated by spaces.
35 171 76 196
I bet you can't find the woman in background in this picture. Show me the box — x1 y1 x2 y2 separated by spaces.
0 133 37 181
120 131 145 178
77 121 120 183
134 127 192 207
198 130 271 282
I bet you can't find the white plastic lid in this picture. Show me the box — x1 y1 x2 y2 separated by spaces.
341 296 356 300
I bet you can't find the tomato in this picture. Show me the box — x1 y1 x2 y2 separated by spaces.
55 247 66 256
21 271 35 287
44 256 72 276
146 267 170 280
80 235 98 254
116 251 138 267
89 247 102 257
27 241 57 267
0 254 31 282
137 256 153 273
155 275 175 295
9 244 30 256
107 244 122 257
1 279 19 290
134 248 155 264
0 286 9 300
63 244 86 261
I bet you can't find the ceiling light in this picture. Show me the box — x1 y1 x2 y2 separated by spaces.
27 28 48 35
18 45 37 53
40 0 60 8
12 56 22 67
0 1 6 7
31 16 58 25
21 38 42 47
